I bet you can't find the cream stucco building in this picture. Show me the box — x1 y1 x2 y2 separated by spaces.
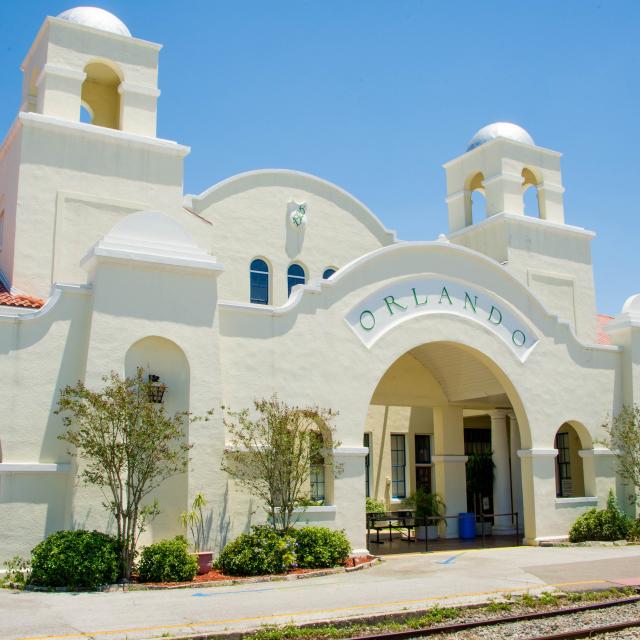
1 7 639 561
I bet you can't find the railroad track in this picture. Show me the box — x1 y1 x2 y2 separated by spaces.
347 595 640 640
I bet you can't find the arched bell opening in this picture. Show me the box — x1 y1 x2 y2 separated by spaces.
81 60 123 129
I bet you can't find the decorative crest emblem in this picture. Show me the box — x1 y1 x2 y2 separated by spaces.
288 201 308 229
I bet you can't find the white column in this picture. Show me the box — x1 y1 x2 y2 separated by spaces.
490 410 513 533
332 446 369 556
433 407 467 538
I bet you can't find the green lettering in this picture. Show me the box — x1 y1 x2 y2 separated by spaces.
488 305 503 325
512 330 526 347
439 286 452 305
359 310 376 331
384 295 407 315
464 292 478 313
411 288 427 306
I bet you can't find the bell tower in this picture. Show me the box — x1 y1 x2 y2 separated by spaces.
20 6 161 137
443 123 597 342
0 7 189 300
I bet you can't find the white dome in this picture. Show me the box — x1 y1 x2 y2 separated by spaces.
57 7 131 37
467 122 534 151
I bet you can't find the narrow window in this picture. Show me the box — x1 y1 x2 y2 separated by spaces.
555 431 572 497
363 433 371 498
414 434 432 493
250 259 270 304
287 263 305 297
390 434 406 499
310 432 325 503
322 267 337 280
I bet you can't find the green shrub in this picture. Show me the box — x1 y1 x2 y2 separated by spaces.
29 530 120 590
365 497 386 514
626 518 640 542
569 491 630 542
292 527 351 569
138 535 198 583
216 526 296 576
1 556 30 588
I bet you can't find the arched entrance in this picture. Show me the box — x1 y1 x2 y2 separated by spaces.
363 340 528 546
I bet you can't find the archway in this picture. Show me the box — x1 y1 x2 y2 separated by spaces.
124 336 190 544
363 341 528 545
554 421 591 498
81 61 123 129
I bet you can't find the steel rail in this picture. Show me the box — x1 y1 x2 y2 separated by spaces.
345 595 640 640
525 617 640 639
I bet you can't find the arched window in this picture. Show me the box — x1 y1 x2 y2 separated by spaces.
554 423 586 498
309 431 325 503
322 267 337 280
287 263 306 297
250 258 270 304
81 61 123 129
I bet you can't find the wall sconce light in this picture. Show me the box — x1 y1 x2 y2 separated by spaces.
147 374 167 404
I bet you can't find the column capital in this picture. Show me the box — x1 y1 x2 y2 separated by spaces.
517 448 558 458
578 448 617 458
333 446 369 458
432 455 468 464
489 409 508 421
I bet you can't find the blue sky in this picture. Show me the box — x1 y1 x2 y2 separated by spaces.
1 1 638 314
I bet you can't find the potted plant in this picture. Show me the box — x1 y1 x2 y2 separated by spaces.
179 492 213 574
466 451 495 535
402 489 446 540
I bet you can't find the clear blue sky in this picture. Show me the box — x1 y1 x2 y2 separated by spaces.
1 1 638 314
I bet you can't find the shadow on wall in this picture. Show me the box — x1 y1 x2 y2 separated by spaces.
125 336 190 544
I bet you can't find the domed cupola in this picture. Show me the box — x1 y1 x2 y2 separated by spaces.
466 122 535 151
57 7 132 37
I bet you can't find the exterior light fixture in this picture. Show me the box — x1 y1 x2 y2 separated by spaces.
147 374 167 404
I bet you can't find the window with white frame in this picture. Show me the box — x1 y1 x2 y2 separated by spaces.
250 258 270 304
287 263 305 297
309 432 325 502
390 434 406 499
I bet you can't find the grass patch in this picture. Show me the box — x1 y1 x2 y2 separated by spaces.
242 588 636 640
486 599 512 613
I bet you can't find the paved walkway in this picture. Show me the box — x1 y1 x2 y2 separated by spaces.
2 545 640 640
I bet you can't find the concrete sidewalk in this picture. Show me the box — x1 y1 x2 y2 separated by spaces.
2 545 640 640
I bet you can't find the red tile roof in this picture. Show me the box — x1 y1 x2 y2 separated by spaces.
0 282 45 309
596 314 614 345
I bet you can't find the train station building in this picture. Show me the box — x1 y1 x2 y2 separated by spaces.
1 7 639 560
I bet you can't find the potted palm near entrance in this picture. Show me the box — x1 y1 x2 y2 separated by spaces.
179 492 213 574
403 489 446 540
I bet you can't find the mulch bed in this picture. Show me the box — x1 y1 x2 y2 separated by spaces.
137 555 378 589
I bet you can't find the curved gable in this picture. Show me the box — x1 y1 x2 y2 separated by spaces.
184 170 397 306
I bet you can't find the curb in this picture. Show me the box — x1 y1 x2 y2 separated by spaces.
19 557 381 593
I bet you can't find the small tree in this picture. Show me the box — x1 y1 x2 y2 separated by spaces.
221 396 339 532
57 368 208 579
602 405 640 506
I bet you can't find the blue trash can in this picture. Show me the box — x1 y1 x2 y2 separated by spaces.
458 512 476 539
